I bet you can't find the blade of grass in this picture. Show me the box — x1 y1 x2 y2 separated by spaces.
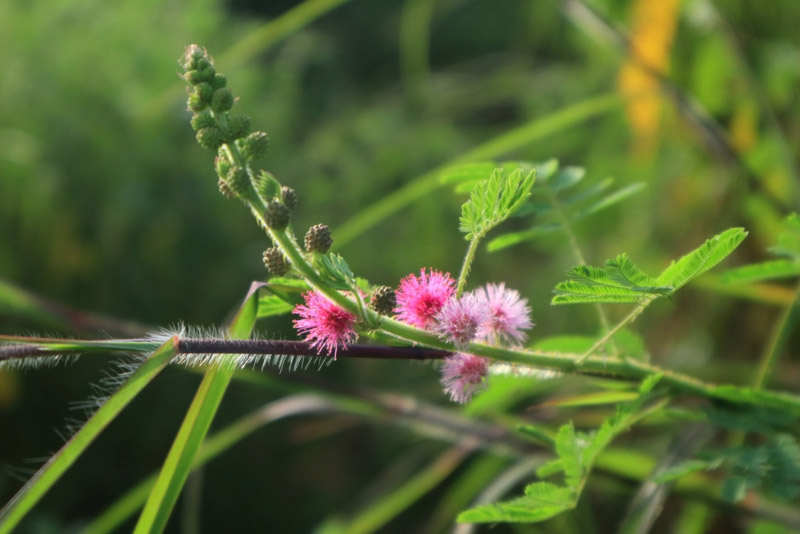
334 93 622 247
318 445 473 534
132 284 262 534
0 338 179 534
0 277 147 336
82 394 354 534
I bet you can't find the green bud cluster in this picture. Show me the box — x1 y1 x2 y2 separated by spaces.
265 200 290 230
281 186 297 211
262 247 290 276
370 286 396 315
305 224 332 253
238 131 269 161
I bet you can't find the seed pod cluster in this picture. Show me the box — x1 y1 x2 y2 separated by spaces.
305 224 333 253
263 247 290 276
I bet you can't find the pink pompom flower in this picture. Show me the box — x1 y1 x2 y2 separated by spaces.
394 268 456 329
440 353 489 404
475 283 533 345
293 291 358 358
434 291 490 346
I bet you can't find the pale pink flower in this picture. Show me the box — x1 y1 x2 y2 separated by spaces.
434 292 490 346
440 353 489 404
293 291 357 358
394 268 456 329
475 283 533 345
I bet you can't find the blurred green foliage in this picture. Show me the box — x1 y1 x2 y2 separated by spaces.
2 0 800 531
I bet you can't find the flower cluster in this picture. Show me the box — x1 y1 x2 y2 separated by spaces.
394 269 533 404
291 267 532 404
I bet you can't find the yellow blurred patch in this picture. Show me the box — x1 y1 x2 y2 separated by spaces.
0 371 20 410
729 102 757 153
617 0 681 157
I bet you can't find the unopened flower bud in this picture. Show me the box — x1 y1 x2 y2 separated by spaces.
211 88 233 112
187 93 206 112
196 127 223 150
304 224 332 253
185 69 203 85
265 200 290 230
226 113 251 140
239 131 269 161
191 111 216 131
370 286 396 315
281 186 297 211
196 83 214 104
181 44 207 71
263 247 290 276
226 167 251 196
211 73 227 89
200 65 216 83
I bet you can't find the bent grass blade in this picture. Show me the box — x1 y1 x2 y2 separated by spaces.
0 338 179 534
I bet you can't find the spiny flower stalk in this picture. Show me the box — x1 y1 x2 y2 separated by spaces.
440 353 489 404
394 268 456 330
293 291 358 358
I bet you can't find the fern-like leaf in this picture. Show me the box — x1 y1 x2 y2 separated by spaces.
488 160 644 252
553 229 746 305
656 228 748 289
459 167 536 241
457 482 574 523
552 254 672 305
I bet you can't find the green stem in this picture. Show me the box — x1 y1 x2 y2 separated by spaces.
455 236 481 297
578 300 651 364
753 280 800 390
545 184 615 353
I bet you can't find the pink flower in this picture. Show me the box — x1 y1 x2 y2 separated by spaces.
434 291 490 346
475 283 533 345
293 291 358 358
440 353 489 404
394 268 456 329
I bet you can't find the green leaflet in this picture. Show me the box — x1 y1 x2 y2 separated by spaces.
656 228 748 289
487 160 644 252
552 254 672 305
553 228 747 305
721 213 800 284
721 259 800 284
459 167 536 241
555 422 584 490
256 277 309 318
456 482 574 523
459 375 664 525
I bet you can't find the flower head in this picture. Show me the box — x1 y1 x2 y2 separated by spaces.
475 283 533 345
293 291 357 358
394 268 456 329
434 291 490 346
440 353 489 404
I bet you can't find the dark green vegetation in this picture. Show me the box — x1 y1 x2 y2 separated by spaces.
2 0 800 532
